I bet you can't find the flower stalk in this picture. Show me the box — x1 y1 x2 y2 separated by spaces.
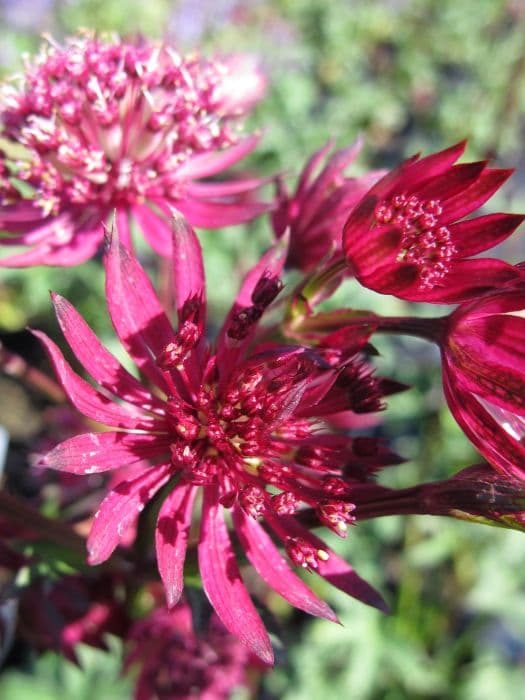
0 488 88 555
0 340 65 402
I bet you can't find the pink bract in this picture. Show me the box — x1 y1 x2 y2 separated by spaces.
35 213 395 664
272 138 383 272
343 142 524 303
440 284 525 480
0 32 268 266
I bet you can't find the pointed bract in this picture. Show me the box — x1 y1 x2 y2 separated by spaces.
272 139 384 272
441 284 525 479
87 465 171 565
156 485 197 608
232 505 338 622
199 488 274 664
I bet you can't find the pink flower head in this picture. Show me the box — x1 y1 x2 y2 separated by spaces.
126 600 260 700
35 214 392 664
342 142 524 303
272 139 382 271
440 284 525 480
0 32 268 266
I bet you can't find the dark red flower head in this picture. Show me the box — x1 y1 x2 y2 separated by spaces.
343 142 524 303
19 574 127 663
272 139 382 271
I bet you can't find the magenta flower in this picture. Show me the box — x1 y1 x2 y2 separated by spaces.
272 139 382 271
0 32 268 266
35 215 391 664
125 600 261 700
439 285 525 480
342 142 524 303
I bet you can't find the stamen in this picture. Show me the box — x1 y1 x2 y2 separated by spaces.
271 491 298 515
336 362 385 414
227 306 262 340
251 273 283 307
316 500 356 537
242 456 262 474
374 194 456 288
156 309 201 370
322 476 351 496
239 485 266 518
285 537 329 571
227 274 283 341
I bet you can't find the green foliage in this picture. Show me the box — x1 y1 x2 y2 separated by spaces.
0 260 107 332
265 519 525 700
0 639 132 700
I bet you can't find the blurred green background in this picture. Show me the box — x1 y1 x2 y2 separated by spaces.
1 1 525 698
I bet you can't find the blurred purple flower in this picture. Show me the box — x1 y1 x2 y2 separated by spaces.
126 599 262 700
168 0 240 44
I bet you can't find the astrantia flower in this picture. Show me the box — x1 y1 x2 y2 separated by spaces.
342 141 524 303
439 285 525 480
35 214 392 664
125 600 260 700
272 139 382 271
0 32 268 266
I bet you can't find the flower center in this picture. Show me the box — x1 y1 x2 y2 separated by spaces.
374 193 457 288
157 346 357 548
165 370 297 497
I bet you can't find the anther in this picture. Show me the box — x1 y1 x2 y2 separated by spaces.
316 500 356 537
285 537 329 571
